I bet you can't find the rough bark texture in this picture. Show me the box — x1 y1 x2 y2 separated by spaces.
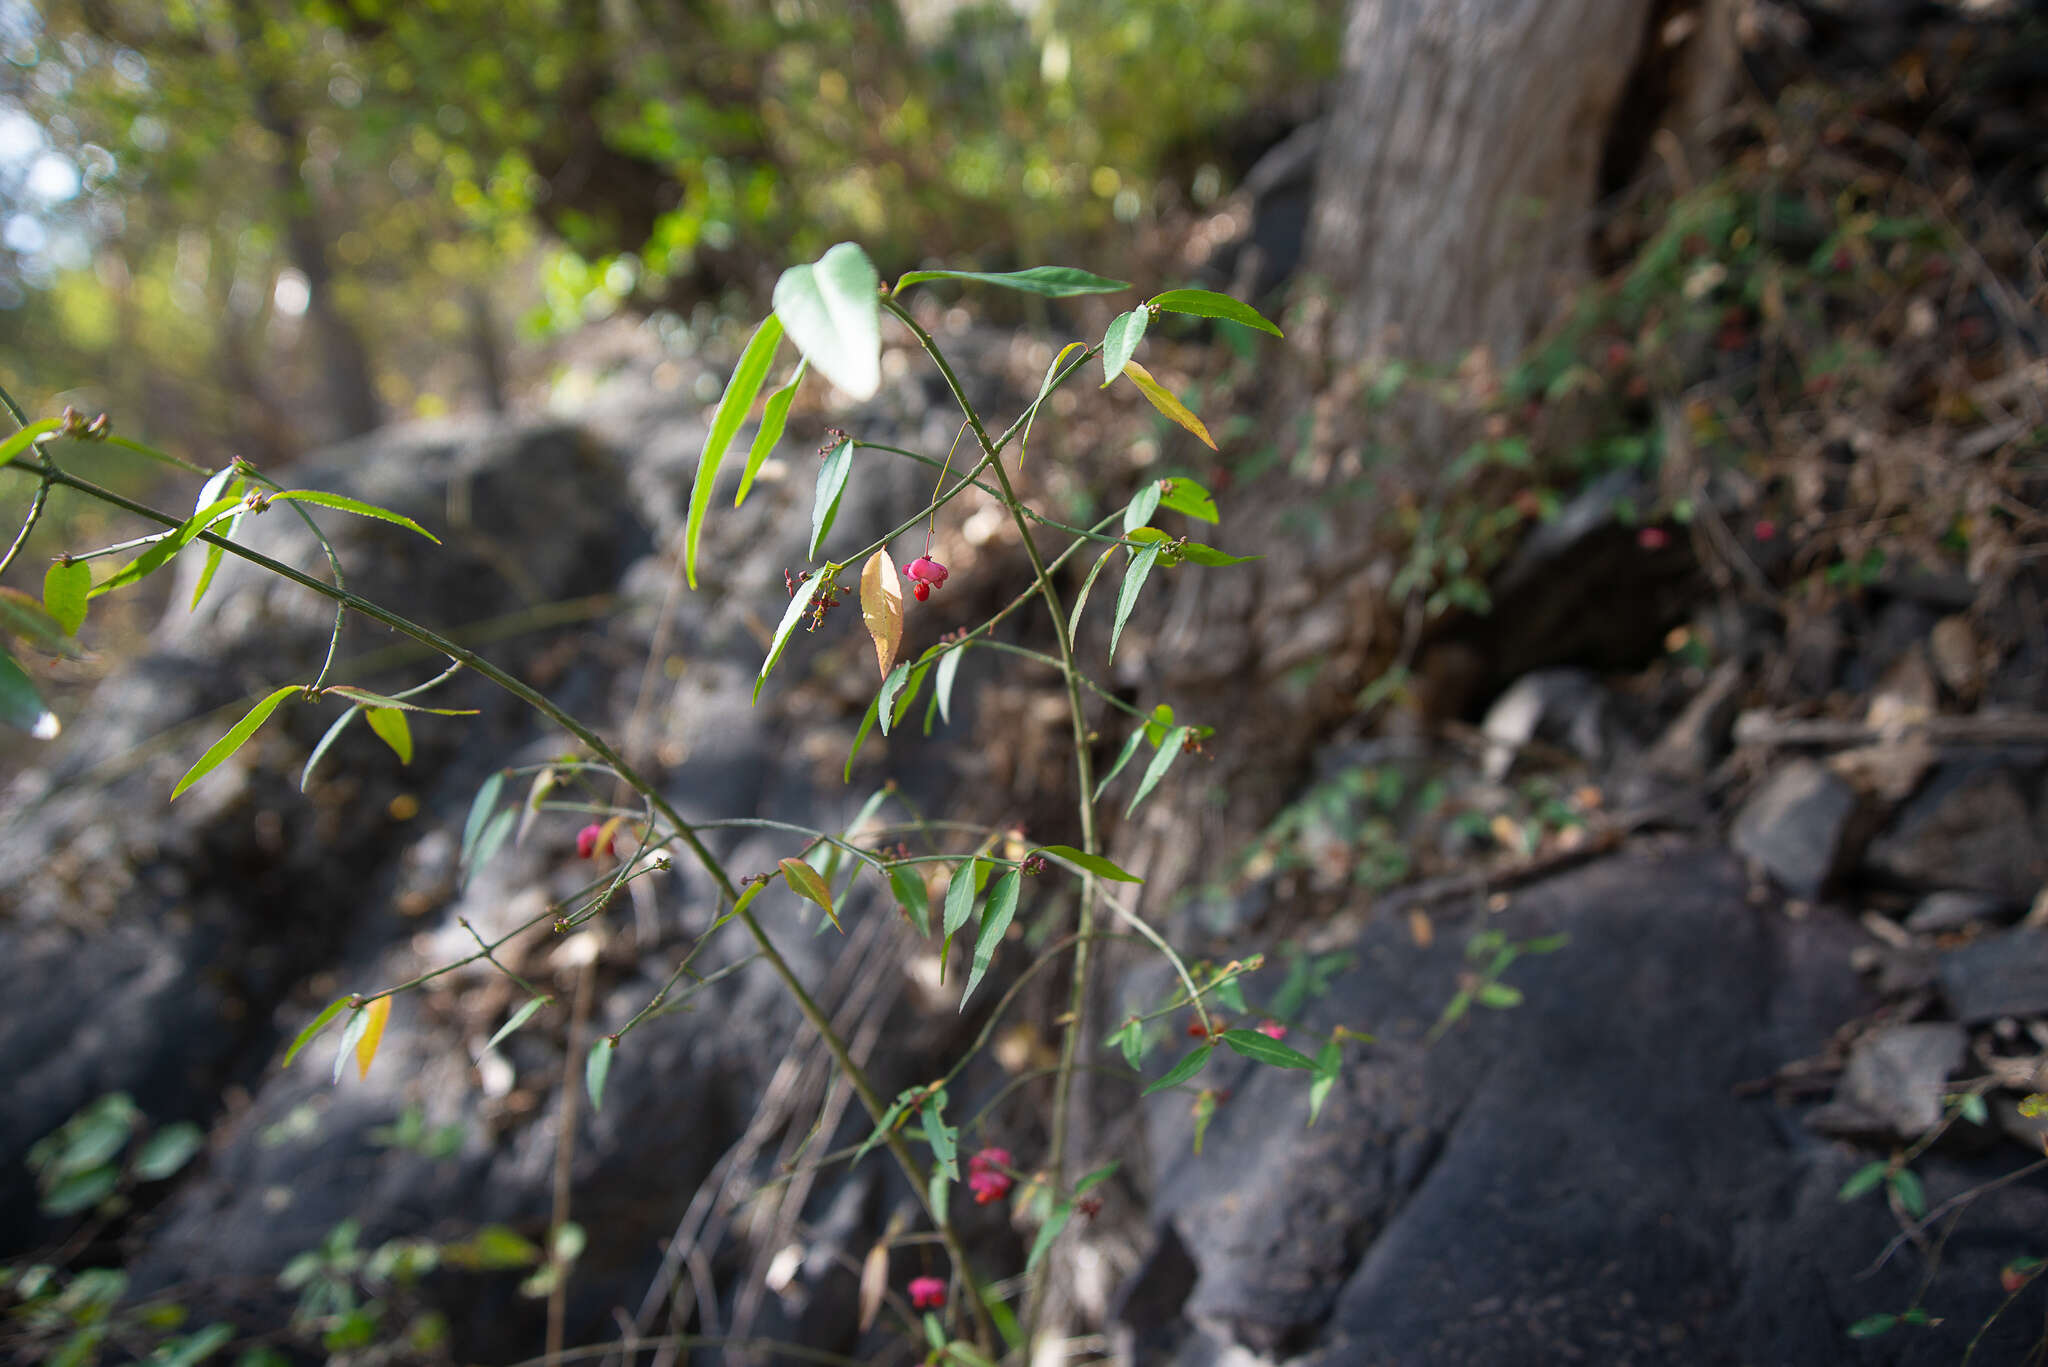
1303 0 1656 369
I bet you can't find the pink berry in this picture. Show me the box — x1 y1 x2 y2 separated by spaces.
909 1275 947 1309
904 555 950 600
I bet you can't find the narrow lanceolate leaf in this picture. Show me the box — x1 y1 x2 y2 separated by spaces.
585 1037 615 1109
0 587 84 659
943 861 980 939
171 684 301 799
920 1089 958 1178
772 242 882 401
858 550 903 679
686 313 784 588
1219 1029 1319 1070
461 771 507 869
1095 728 1147 800
91 494 242 599
892 266 1130 298
282 997 351 1068
43 560 90 636
189 507 244 609
1122 479 1162 533
0 417 61 462
1127 725 1191 818
354 995 392 1080
736 359 806 507
1147 288 1284 337
320 685 477 715
810 438 855 558
309 703 366 790
1068 546 1116 641
781 856 843 931
890 866 933 938
1180 541 1261 567
1158 478 1220 524
934 645 965 725
1034 845 1143 883
0 645 58 739
1019 341 1087 468
756 572 829 704
962 869 1022 1008
268 490 440 543
1142 1045 1213 1096
1122 361 1217 451
1109 539 1163 665
1028 1202 1074 1275
331 1006 370 1085
1101 308 1148 387
364 707 413 764
1309 1037 1343 1126
479 996 551 1059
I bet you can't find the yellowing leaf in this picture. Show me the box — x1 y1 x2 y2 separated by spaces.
1122 361 1217 451
859 549 903 679
781 856 842 932
354 995 392 1080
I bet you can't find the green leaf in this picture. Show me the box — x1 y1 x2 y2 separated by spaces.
780 856 842 932
1220 1029 1319 1070
810 437 855 558
0 644 58 739
962 869 1022 1008
1158 479 1220 524
1142 1045 1213 1096
41 1166 117 1216
684 314 785 588
133 1123 204 1181
943 860 980 938
267 490 439 543
1308 1037 1343 1126
1888 1167 1926 1219
441 1224 542 1270
363 708 413 764
1846 1314 1897 1339
1095 728 1147 799
736 358 805 507
1122 361 1217 451
1956 1093 1988 1126
1476 981 1524 1009
300 705 361 792
1068 546 1116 640
893 266 1130 298
318 685 476 715
145 1322 233 1367
1127 725 1190 818
1034 845 1142 883
1110 1018 1144 1070
773 242 882 401
1101 308 1148 387
0 586 82 659
1147 288 1283 337
585 1037 615 1110
0 416 61 461
756 571 830 704
171 685 301 799
331 1007 370 1086
852 1092 914 1170
460 771 507 873
1110 539 1163 665
1123 479 1162 534
935 645 965 725
1181 541 1260 567
1838 1161 1888 1202
890 866 932 938
91 494 241 600
920 1090 958 1178
283 997 351 1068
1027 1201 1074 1275
2020 1093 2048 1118
1019 341 1087 468
876 660 912 739
43 560 90 635
479 997 550 1059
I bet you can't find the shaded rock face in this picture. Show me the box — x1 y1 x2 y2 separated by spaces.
1125 847 2046 1367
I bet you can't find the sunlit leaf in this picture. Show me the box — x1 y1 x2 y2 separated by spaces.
1123 479 1162 534
91 494 241 599
1122 361 1217 451
773 242 881 400
332 1007 370 1085
283 997 351 1068
0 645 58 739
962 869 1022 1008
686 313 784 587
935 644 965 725
811 437 855 558
1181 541 1260 567
1034 845 1142 883
1101 308 1147 387
755 572 829 704
354 995 392 1080
1019 341 1087 467
319 685 477 715
893 266 1129 298
1158 478 1220 524
780 856 842 932
171 685 301 799
1109 539 1162 665
268 490 439 543
43 560 90 635
736 359 805 507
859 549 904 679
585 1037 615 1109
1142 1045 1212 1096
0 587 83 659
1147 288 1283 336
363 708 413 764
1126 725 1190 817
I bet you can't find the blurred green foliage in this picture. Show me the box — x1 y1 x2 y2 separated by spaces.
3 0 1340 459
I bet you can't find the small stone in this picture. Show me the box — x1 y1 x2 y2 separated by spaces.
1731 760 1860 899
1809 1022 1966 1137
1938 926 2048 1024
1865 766 2047 902
1905 890 2009 934
1648 659 1744 779
1928 615 1982 700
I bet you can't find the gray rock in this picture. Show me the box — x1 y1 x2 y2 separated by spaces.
1648 658 1745 779
1480 668 1628 781
1731 759 1860 898
1940 926 2048 1024
1905 890 2011 933
1806 1022 1966 1137
1865 764 2048 902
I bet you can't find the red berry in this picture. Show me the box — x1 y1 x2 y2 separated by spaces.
913 581 930 602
